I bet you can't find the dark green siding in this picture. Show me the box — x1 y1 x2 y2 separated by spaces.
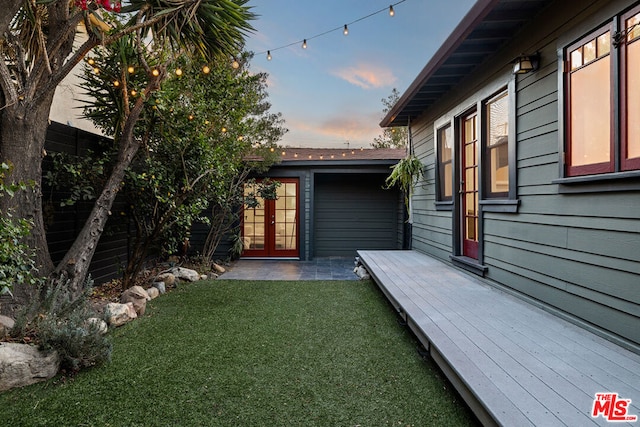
408 0 640 349
314 173 399 257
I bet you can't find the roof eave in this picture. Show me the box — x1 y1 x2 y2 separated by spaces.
380 0 500 128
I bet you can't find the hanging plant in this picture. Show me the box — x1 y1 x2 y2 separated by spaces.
385 155 424 210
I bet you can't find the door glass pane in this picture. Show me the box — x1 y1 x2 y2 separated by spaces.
274 180 297 252
627 32 640 159
570 55 611 166
243 184 265 250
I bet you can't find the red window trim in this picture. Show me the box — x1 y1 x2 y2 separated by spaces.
565 25 615 177
620 6 640 171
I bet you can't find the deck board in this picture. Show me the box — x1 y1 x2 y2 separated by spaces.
358 250 640 427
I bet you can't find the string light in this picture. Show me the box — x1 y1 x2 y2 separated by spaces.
151 69 160 77
127 66 135 74
232 58 240 69
87 58 95 65
175 68 183 76
257 0 407 59
202 65 210 74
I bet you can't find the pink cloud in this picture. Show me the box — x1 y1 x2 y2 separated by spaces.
331 63 397 89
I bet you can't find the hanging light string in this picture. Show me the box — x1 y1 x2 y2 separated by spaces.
259 0 407 60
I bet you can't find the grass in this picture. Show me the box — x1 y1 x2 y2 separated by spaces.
1 280 477 426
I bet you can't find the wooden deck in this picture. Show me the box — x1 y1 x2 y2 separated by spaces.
357 250 640 427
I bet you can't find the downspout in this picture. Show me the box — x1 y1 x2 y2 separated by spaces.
406 117 413 250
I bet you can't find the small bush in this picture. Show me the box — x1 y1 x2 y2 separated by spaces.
11 276 112 373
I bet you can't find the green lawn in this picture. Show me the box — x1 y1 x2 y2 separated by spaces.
1 280 477 426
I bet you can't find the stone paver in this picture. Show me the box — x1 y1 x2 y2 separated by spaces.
219 257 358 280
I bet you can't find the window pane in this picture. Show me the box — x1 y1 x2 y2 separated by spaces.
597 33 610 56
570 56 611 166
443 163 452 197
437 125 452 200
439 126 452 162
583 39 596 63
571 48 583 70
628 36 640 159
627 12 640 42
486 91 509 196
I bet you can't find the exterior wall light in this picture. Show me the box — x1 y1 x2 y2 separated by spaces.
513 53 539 74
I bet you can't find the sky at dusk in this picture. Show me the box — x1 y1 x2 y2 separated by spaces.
243 0 475 149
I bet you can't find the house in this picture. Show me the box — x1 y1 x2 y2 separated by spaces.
238 147 406 260
381 0 639 351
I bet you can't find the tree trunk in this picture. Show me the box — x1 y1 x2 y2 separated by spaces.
53 78 158 298
0 101 56 274
55 137 140 297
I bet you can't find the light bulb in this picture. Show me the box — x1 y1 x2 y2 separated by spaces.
389 5 395 16
130 90 137 96
175 68 183 76
93 67 100 74
113 80 120 87
267 50 272 61
152 69 159 77
232 59 240 69
202 65 210 74
343 24 349 35
87 58 95 65
127 66 135 74
302 39 307 49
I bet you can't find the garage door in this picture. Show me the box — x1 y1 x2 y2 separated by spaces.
314 173 400 257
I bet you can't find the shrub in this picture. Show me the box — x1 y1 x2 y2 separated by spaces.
0 162 39 296
11 277 112 373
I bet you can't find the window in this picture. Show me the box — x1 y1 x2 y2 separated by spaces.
437 124 453 201
484 90 510 198
435 82 517 212
564 5 640 176
621 7 640 171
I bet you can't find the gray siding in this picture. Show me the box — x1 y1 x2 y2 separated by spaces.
409 0 640 348
314 173 400 257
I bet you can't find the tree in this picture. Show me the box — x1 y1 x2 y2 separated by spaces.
0 1 255 298
76 47 284 286
371 88 408 149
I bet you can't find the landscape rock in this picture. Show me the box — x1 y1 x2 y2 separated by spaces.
0 343 60 392
146 287 159 300
105 302 138 327
120 286 150 316
169 267 200 282
354 265 371 280
200 274 207 281
152 282 166 294
86 317 108 335
156 273 175 287
0 315 15 338
212 263 226 274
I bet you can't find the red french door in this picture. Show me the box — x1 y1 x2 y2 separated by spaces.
461 112 479 259
241 178 299 258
